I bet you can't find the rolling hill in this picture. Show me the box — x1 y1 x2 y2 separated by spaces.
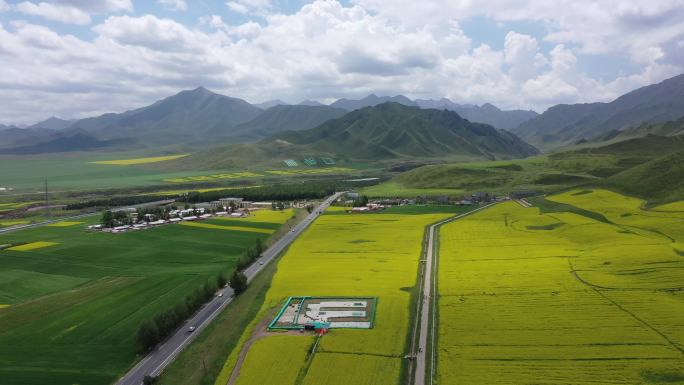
378 132 684 204
514 73 684 151
601 150 684 204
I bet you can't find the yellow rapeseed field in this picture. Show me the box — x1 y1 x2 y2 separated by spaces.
47 221 83 227
217 210 452 385
7 241 59 251
0 220 29 227
234 335 313 385
438 190 684 384
90 154 188 165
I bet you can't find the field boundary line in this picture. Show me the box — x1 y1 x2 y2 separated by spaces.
413 201 499 385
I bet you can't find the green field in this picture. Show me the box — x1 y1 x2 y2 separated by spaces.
437 190 684 384
0 211 294 385
214 207 455 385
0 152 362 193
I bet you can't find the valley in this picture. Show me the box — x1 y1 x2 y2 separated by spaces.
2 9 684 385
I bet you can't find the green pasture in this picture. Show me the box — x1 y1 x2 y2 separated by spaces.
0 213 292 385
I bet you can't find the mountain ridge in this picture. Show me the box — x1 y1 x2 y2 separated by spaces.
514 73 684 150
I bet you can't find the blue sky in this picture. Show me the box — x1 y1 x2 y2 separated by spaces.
0 0 682 124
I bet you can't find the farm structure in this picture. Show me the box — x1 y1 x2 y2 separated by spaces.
269 296 377 330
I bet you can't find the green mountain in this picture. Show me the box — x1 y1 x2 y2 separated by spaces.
591 116 684 143
514 73 684 151
67 87 262 145
169 102 538 171
274 102 539 160
231 105 348 141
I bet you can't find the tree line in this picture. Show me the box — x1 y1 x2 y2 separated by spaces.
136 238 263 352
178 182 339 204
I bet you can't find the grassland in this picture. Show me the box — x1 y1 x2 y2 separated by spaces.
0 212 294 385
360 181 465 198
437 189 684 384
89 154 189 165
215 207 455 385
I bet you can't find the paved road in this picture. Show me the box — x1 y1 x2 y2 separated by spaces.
0 199 176 234
116 192 344 385
413 202 498 385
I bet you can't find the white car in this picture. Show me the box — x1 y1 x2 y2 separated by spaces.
188 326 196 332
218 293 223 297
259 261 264 265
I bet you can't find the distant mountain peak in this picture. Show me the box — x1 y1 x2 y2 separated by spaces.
255 99 289 109
298 99 324 106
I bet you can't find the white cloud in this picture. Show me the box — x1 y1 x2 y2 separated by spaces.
93 14 211 53
157 0 187 12
53 0 132 13
0 0 9 12
15 2 92 25
226 0 273 16
0 0 683 124
504 31 546 81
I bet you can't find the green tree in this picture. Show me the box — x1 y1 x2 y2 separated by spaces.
229 270 248 295
255 238 264 255
101 210 114 228
137 319 160 351
353 195 369 207
217 272 227 288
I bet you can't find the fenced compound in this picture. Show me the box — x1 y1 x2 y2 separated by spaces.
268 296 377 330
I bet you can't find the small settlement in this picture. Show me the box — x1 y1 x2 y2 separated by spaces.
89 197 292 233
342 191 511 213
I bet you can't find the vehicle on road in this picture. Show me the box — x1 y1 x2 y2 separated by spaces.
259 261 264 265
188 326 196 333
218 293 223 297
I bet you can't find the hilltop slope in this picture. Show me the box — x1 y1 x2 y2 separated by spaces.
232 105 347 141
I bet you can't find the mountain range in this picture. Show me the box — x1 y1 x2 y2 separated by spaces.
2 73 684 157
514 74 684 150
0 88 540 154
172 102 540 170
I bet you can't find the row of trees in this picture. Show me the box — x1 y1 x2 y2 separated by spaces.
179 182 339 204
66 194 168 210
136 238 264 352
235 238 264 271
137 272 227 352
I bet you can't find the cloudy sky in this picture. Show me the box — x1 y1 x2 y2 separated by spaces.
1 0 683 124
